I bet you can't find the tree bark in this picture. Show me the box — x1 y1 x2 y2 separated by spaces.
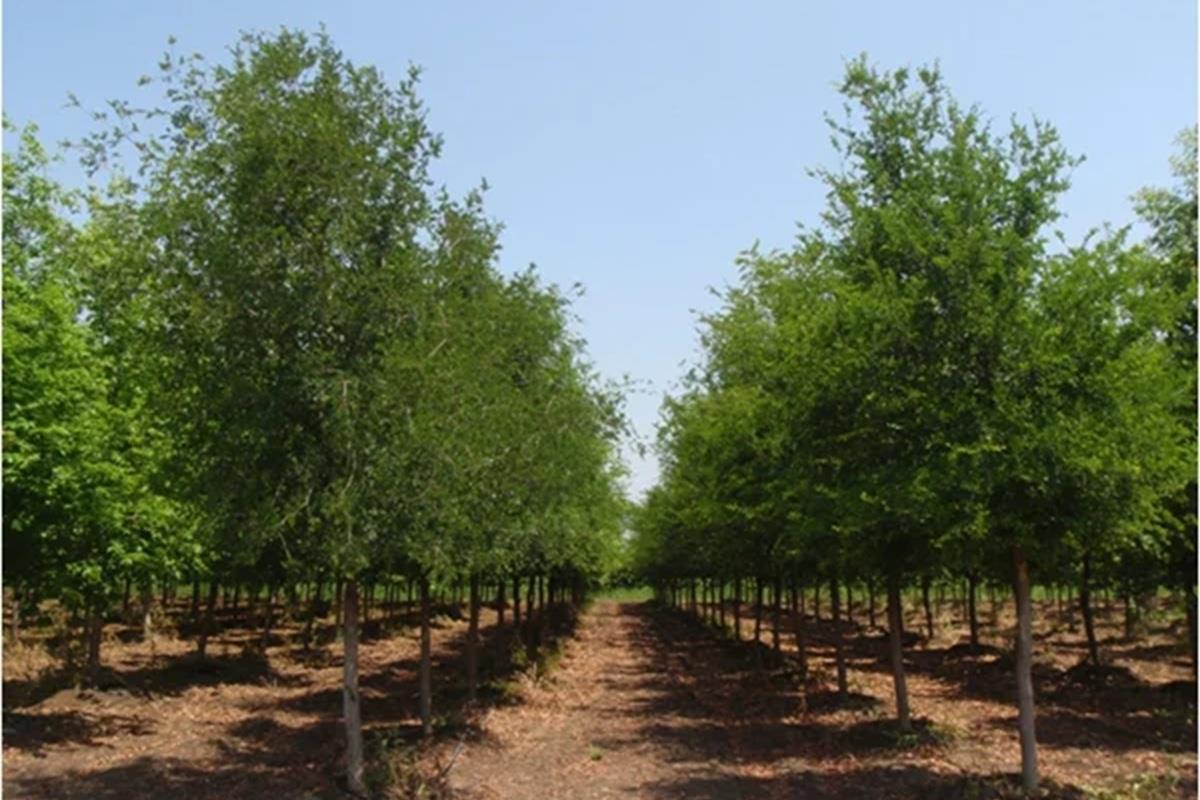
868 578 877 629
1012 545 1040 793
813 583 821 622
467 575 481 704
753 578 764 644
512 576 522 643
967 573 979 647
260 585 276 650
86 610 103 686
830 575 848 699
342 578 365 795
1080 551 1100 666
1186 582 1197 678
792 598 809 683
496 581 506 626
732 578 742 641
921 574 934 642
771 576 782 653
10 588 21 645
190 577 201 623
419 576 433 736
140 584 154 642
198 580 219 658
886 571 912 732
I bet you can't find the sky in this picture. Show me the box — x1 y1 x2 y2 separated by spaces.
4 1 1196 498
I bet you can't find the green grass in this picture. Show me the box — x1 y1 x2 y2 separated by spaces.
592 585 654 602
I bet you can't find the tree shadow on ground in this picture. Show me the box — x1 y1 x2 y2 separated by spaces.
639 766 1092 800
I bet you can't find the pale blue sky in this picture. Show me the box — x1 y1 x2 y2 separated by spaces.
4 1 1196 497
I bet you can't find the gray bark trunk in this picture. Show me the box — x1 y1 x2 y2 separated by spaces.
1012 546 1040 793
419 576 433 736
886 572 911 731
342 578 365 795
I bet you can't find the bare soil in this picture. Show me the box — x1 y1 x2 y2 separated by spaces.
447 598 1196 800
3 594 1195 799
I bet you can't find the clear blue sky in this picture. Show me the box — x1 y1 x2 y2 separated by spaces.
4 1 1196 498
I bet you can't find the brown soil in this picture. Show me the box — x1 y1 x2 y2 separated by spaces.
3 595 1195 799
447 599 1196 800
3 600 531 799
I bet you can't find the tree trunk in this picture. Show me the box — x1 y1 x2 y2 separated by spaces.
921 574 934 642
1123 593 1136 640
512 576 522 642
732 578 742 641
419 577 434 736
1080 552 1100 666
886 571 912 732
86 610 103 686
868 579 877 629
1185 582 1198 678
140 584 154 642
845 582 855 627
792 599 809 684
718 580 726 629
1012 546 1040 793
813 583 821 622
497 581 506 626
198 580 219 658
771 577 782 653
122 578 132 619
967 572 979 648
231 584 240 619
260 585 276 650
10 588 21 645
342 578 365 795
753 579 764 644
467 576 481 704
830 575 848 699
190 577 201 623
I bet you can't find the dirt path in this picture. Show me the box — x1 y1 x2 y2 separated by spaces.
453 599 801 800
450 600 1197 800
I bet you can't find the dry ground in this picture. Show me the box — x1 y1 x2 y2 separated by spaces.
2 592 1195 799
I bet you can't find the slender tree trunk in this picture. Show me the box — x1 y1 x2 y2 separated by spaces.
260 585 276 650
830 575 847 699
813 583 821 622
86 610 103 686
772 576 782 653
1123 593 1136 640
1080 552 1100 666
512 577 522 643
467 576 481 704
921 574 934 642
10 588 21 645
1185 582 1197 678
497 581 506 626
190 577 201 623
419 576 433 736
141 584 154 642
231 584 240 619
1012 546 1040 793
968 572 979 648
342 578 364 795
868 579 877 629
753 579 764 644
718 580 726 629
198 580 219 658
732 578 742 641
122 578 132 619
887 571 911 732
792 598 809 683
845 582 855 627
